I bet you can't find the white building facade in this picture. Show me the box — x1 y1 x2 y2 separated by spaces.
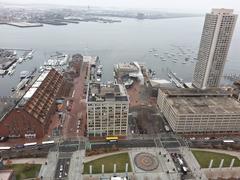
87 83 129 137
193 9 237 89
157 88 240 135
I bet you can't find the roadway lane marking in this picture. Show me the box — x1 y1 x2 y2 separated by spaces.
72 90 75 98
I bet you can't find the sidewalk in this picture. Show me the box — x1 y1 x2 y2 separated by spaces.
3 158 46 165
203 167 240 179
38 151 58 179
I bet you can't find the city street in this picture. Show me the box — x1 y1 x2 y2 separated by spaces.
55 158 71 180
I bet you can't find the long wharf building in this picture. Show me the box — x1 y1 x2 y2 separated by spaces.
0 69 65 138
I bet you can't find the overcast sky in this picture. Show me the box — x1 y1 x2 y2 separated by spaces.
1 0 240 13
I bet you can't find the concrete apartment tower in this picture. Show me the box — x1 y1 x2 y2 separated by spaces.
192 9 237 89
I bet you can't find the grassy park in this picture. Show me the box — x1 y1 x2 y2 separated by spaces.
83 152 132 174
7 164 41 180
192 150 240 168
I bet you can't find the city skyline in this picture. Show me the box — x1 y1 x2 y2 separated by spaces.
1 3 240 180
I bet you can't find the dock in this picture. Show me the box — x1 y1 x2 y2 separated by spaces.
168 71 185 88
2 48 32 52
6 22 43 28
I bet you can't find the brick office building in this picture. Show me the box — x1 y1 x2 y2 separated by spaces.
0 69 65 138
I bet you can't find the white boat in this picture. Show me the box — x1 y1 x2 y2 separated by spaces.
97 69 102 75
7 64 16 75
0 70 6 75
20 71 30 79
43 54 69 68
182 62 187 64
8 69 15 75
18 57 23 63
12 63 17 68
39 66 44 73
16 78 29 91
154 54 159 57
172 60 177 63
26 50 34 59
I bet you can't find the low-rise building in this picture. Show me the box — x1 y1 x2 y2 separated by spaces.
157 87 240 135
87 83 129 137
0 69 65 138
114 62 144 85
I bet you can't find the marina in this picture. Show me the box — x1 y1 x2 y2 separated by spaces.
147 44 198 67
0 49 34 77
0 16 239 97
40 53 69 72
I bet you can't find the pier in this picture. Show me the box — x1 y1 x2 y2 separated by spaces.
168 70 185 88
3 48 32 51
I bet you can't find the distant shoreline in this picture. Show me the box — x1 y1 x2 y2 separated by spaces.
0 15 202 28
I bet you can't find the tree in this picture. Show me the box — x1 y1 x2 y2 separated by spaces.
5 159 12 168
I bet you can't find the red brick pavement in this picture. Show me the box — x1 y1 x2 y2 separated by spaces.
63 62 88 139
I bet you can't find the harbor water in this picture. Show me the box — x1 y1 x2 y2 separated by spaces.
0 16 240 96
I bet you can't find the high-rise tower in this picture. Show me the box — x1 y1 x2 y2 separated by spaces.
193 9 237 89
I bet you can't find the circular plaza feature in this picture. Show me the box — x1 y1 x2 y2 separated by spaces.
134 152 159 171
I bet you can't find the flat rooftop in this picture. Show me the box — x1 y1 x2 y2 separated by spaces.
115 63 138 71
87 83 128 102
161 87 240 114
160 87 230 97
18 70 50 106
166 94 240 115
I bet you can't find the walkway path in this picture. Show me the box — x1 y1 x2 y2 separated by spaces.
38 152 58 179
4 158 46 164
84 150 129 163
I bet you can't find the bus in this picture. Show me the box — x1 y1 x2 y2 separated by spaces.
223 139 234 143
0 146 11 151
24 142 37 147
106 136 119 142
42 140 55 145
